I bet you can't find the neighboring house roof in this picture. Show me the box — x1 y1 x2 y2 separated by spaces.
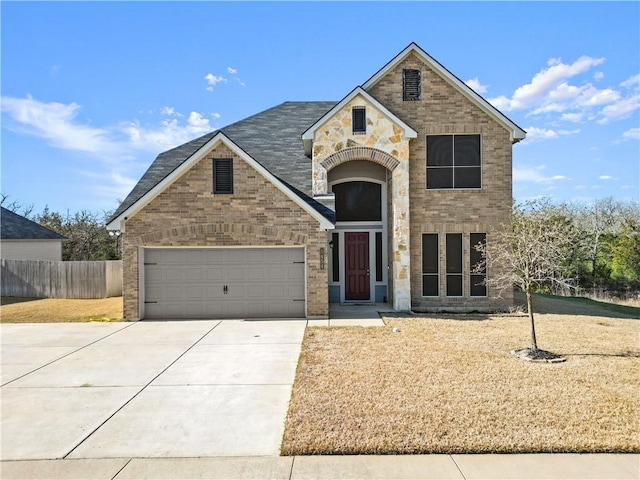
0 207 67 240
301 87 418 156
108 101 337 228
362 43 527 143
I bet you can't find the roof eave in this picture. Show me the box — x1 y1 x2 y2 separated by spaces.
362 42 526 143
301 87 417 157
107 132 334 232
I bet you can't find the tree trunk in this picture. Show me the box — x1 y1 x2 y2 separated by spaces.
526 288 538 351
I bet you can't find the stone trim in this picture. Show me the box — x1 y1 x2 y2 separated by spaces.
320 147 401 172
136 223 308 245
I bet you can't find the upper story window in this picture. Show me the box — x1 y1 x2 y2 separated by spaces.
213 158 233 194
426 134 481 189
352 106 366 134
403 69 421 101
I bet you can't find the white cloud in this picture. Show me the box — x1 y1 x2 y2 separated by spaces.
521 126 580 144
489 55 605 112
620 73 640 89
204 73 227 91
513 165 570 184
1 94 223 207
465 77 489 94
1 94 114 154
622 127 640 140
560 112 583 123
125 110 213 151
227 67 237 74
594 71 604 80
598 175 616 180
528 82 620 115
211 112 221 119
598 94 640 123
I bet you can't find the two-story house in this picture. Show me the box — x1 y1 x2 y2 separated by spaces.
107 43 525 320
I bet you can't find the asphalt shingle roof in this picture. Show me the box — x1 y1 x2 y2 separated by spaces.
110 101 337 223
1 207 67 240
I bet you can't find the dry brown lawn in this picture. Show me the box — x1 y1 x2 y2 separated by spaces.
0 297 123 323
282 296 639 455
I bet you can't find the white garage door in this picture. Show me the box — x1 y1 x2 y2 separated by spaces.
143 248 305 319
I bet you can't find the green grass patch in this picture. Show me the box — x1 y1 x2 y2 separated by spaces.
538 293 640 318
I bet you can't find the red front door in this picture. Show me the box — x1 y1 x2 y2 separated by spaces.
345 232 370 301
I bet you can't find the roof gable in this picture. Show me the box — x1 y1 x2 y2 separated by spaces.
107 132 334 231
362 43 526 143
1 207 67 240
301 87 418 156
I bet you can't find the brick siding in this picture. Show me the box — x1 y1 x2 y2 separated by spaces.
122 143 328 320
368 52 514 310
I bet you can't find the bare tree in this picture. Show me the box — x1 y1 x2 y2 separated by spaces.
475 200 575 358
0 193 35 218
576 198 622 289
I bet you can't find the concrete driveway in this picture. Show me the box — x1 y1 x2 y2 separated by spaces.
1 320 306 460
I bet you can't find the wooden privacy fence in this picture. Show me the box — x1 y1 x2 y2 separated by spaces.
1 259 122 299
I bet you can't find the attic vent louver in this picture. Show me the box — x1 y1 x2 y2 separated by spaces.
213 158 233 194
352 106 366 134
403 69 421 101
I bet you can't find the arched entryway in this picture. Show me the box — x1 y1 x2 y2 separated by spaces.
326 160 388 304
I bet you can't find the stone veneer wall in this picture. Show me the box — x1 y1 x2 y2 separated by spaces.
367 52 514 310
311 94 409 196
122 143 329 320
311 94 413 310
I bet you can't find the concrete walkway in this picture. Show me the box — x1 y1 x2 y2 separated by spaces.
2 454 638 479
2 320 638 479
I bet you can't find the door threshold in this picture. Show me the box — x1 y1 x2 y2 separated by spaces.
341 302 376 306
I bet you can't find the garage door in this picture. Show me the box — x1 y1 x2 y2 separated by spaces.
143 248 305 319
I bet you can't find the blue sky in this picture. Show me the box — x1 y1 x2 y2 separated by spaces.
2 2 639 215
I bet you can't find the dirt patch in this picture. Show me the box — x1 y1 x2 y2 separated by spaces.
0 297 123 323
282 305 639 454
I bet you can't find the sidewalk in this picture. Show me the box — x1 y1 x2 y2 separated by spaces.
2 453 638 479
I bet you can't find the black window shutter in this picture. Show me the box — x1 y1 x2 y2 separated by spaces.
352 107 366 133
403 69 421 101
213 158 233 194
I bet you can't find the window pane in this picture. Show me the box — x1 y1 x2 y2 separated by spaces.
447 275 463 296
332 181 381 222
422 274 438 296
470 274 487 296
470 233 486 273
454 135 481 166
427 135 453 166
454 167 481 189
427 168 453 189
422 234 438 274
446 233 462 274
332 233 339 282
375 232 383 282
